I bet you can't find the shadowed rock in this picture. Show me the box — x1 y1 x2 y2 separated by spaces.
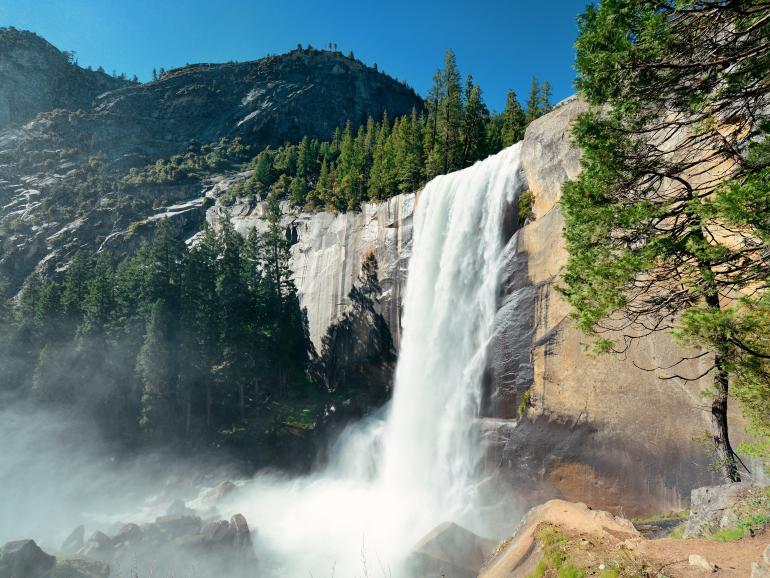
0 539 56 578
404 522 495 578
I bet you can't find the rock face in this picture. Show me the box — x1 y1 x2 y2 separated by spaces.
0 539 56 578
684 483 764 538
404 521 495 578
0 28 130 131
481 97 730 517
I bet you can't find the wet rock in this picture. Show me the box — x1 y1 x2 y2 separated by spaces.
76 531 112 559
0 539 56 578
404 522 495 578
60 525 85 554
199 520 236 548
54 558 110 578
154 514 203 540
111 523 141 547
230 514 253 550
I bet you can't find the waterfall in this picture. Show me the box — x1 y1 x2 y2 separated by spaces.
233 144 525 577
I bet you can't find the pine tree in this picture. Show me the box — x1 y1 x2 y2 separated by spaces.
253 151 274 190
81 252 116 337
180 225 221 430
525 77 541 124
395 108 424 192
501 90 526 146
440 49 463 173
564 0 770 481
138 300 177 434
539 80 553 116
217 212 251 420
461 75 489 166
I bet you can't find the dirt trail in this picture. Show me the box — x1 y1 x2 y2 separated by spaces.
635 534 767 577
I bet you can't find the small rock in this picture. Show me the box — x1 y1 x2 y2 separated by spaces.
55 558 110 578
752 561 770 578
0 539 57 578
61 525 85 553
689 554 715 572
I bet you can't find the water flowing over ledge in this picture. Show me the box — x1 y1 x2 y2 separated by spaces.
231 144 526 576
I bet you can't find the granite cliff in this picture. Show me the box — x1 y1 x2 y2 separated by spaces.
226 97 747 516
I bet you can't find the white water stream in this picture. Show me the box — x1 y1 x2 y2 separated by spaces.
232 144 525 577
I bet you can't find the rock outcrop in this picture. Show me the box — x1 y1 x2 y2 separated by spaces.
685 483 767 538
479 499 639 578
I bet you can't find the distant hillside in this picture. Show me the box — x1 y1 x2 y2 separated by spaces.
0 31 423 290
0 28 132 130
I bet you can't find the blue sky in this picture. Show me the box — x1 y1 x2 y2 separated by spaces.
1 0 589 112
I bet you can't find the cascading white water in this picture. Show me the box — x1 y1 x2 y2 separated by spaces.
232 144 525 577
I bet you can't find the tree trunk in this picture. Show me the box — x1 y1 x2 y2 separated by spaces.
711 354 740 482
704 289 741 482
239 382 245 420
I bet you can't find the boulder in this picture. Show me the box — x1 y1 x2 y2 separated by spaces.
111 523 141 548
54 558 110 578
688 554 716 572
60 525 85 554
684 483 763 537
0 539 56 578
199 520 236 548
404 522 495 578
230 514 253 550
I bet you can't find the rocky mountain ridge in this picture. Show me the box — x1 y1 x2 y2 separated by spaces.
0 28 132 131
0 30 423 290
